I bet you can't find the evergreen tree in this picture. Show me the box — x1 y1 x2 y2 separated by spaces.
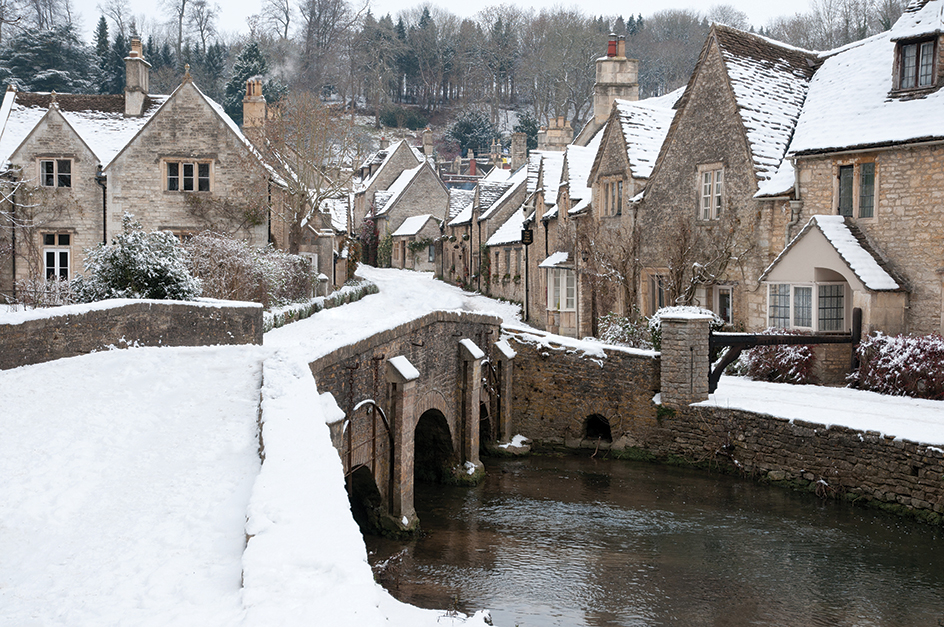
223 41 284 124
513 111 539 150
0 25 96 93
446 109 497 155
100 29 127 95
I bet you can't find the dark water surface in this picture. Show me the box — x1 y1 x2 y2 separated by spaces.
364 456 944 627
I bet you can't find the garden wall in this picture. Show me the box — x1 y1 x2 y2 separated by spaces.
0 299 263 370
506 328 944 524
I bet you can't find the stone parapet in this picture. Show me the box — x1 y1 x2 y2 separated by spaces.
659 314 711 407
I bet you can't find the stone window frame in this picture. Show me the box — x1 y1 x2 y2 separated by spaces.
42 231 72 279
892 36 938 92
714 285 733 325
163 158 213 193
834 157 878 220
600 177 623 217
766 281 849 332
427 243 435 263
642 267 670 317
38 158 72 188
697 163 724 220
547 267 576 312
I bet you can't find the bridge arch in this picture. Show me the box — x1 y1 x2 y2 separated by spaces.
347 465 384 534
414 408 457 484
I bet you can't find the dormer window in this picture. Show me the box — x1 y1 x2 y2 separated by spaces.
896 38 937 90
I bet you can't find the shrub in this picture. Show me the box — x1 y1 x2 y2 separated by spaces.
73 213 201 302
737 328 815 385
648 306 725 351
183 232 313 308
597 309 652 349
850 333 944 399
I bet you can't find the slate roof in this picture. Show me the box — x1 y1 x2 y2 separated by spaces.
372 163 424 216
392 214 437 237
614 98 677 180
712 25 818 192
0 90 168 167
448 188 475 221
485 207 526 246
760 215 904 291
788 1 944 157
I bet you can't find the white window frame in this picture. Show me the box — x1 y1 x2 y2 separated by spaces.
39 159 72 188
547 268 576 312
165 160 212 192
698 164 723 220
42 232 71 279
766 282 849 332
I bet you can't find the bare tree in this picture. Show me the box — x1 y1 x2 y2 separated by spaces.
163 0 188 62
98 0 130 36
263 0 292 39
189 0 217 54
706 4 750 29
0 0 23 47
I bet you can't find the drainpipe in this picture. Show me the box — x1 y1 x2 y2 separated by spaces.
95 165 107 244
785 158 803 248
10 181 16 301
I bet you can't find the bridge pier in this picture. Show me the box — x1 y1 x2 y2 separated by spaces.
459 339 485 475
386 357 420 530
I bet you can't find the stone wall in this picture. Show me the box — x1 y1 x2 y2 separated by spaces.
508 324 944 523
0 299 263 370
505 329 661 449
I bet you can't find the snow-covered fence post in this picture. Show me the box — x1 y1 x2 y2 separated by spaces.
659 313 712 407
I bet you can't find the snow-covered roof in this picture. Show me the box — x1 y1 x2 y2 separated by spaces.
391 213 436 237
713 25 818 186
486 207 526 246
538 251 570 268
614 98 677 180
0 91 167 167
761 215 903 291
565 143 597 202
788 16 944 156
373 163 424 216
478 165 527 222
448 188 475 220
354 140 421 193
448 199 473 226
321 195 349 233
890 0 944 41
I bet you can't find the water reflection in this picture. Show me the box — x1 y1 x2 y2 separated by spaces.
365 456 944 627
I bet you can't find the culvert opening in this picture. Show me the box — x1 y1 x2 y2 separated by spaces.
585 414 612 442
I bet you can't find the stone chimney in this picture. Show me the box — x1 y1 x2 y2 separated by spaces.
594 34 638 126
511 132 527 170
538 117 571 152
242 77 266 128
422 126 434 156
124 38 150 117
379 136 389 150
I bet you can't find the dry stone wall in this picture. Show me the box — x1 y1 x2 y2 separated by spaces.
0 299 263 369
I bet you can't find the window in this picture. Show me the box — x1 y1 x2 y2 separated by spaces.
898 38 936 90
42 233 70 279
837 161 877 218
40 159 71 188
699 166 723 220
505 249 511 273
601 179 623 217
428 244 435 263
648 273 668 316
715 286 733 324
166 160 211 192
547 268 576 311
515 249 521 275
767 283 847 332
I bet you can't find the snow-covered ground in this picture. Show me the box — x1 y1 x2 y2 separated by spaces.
2 266 942 625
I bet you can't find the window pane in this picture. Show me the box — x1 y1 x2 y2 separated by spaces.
859 163 875 218
714 169 723 217
794 286 812 327
167 162 179 191
902 43 917 88
45 251 56 278
183 163 194 191
838 165 854 216
58 233 70 245
56 159 71 187
565 270 576 310
718 288 732 324
428 244 435 263
702 172 712 219
198 162 210 191
58 251 69 278
919 41 934 86
44 233 55 245
617 180 623 215
769 284 790 328
42 160 55 186
818 284 844 332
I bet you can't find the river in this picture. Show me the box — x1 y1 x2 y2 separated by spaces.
365 455 944 627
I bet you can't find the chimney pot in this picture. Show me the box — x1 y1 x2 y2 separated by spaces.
607 33 618 57
617 35 626 58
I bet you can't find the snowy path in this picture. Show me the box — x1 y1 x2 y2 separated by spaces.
704 375 944 446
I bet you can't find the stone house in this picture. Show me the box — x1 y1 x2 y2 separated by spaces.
444 165 527 291
633 24 818 330
390 213 440 272
0 39 340 297
761 0 944 336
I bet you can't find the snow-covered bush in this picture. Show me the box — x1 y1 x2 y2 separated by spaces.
737 328 815 385
263 279 379 332
648 306 725 351
597 310 653 349
11 277 75 308
73 214 201 302
850 333 944 400
183 232 313 308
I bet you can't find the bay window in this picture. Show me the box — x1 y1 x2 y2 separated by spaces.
767 282 848 332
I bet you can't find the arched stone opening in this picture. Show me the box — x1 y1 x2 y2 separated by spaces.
414 408 456 484
584 414 612 442
479 402 492 453
347 465 384 535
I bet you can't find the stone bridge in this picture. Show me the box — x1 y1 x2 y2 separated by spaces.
310 311 515 534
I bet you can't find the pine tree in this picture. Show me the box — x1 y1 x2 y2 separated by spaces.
0 25 96 93
223 41 283 125
100 29 127 95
